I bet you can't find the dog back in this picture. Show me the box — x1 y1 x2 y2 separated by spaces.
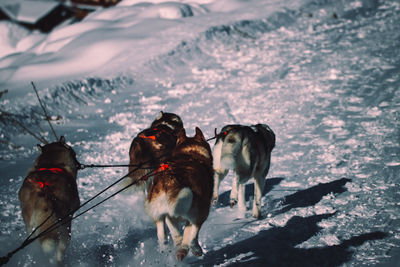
126 112 183 189
127 125 178 187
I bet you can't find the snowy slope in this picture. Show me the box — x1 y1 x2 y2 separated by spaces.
0 0 399 266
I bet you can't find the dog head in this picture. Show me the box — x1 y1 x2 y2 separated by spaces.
34 136 79 177
174 127 212 162
150 111 183 135
215 124 244 144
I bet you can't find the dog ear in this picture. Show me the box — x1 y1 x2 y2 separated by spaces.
194 127 206 142
37 144 43 153
176 128 186 145
156 111 163 120
59 136 66 144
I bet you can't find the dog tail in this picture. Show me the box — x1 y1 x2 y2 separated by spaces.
119 169 153 194
145 187 193 220
254 124 276 152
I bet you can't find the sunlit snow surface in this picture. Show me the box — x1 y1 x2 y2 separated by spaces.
0 0 399 266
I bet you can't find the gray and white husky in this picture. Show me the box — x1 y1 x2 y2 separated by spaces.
212 124 275 218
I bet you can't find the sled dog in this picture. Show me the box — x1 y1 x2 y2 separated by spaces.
18 136 80 264
122 111 184 191
145 127 214 261
212 124 275 218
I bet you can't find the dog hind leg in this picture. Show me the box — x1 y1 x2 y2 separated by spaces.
237 182 246 217
40 238 58 264
155 217 167 249
212 170 228 205
252 175 266 218
56 224 71 264
176 223 203 261
230 174 238 207
165 216 182 246
56 239 67 264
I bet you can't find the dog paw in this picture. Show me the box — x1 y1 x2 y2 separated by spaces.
212 197 218 206
230 199 237 207
176 246 189 261
252 209 263 219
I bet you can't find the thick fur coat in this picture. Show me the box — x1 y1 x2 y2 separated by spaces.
145 127 214 261
18 136 80 264
212 124 275 218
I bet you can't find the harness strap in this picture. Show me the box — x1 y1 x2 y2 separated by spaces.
139 134 156 140
29 167 64 189
38 167 63 174
139 127 171 141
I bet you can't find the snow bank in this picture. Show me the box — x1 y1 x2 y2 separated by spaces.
0 21 30 58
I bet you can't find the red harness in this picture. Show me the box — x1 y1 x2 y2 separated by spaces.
139 127 170 141
139 134 156 140
157 164 169 173
141 163 169 182
29 168 64 188
38 168 63 174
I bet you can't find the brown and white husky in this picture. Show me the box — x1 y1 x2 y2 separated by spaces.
18 136 80 265
121 111 183 191
145 127 214 261
212 124 275 218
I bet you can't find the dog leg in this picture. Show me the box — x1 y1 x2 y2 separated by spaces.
155 218 167 250
56 225 70 265
176 224 203 260
212 170 228 205
237 183 246 215
176 224 192 261
165 216 182 246
230 175 238 207
56 239 67 265
188 224 203 257
252 176 265 219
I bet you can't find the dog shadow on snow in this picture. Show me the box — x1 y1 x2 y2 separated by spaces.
194 177 388 266
193 212 387 267
274 177 352 215
215 177 352 215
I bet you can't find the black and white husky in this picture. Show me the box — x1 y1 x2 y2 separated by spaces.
212 124 275 218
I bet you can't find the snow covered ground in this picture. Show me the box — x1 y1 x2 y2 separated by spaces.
0 0 399 266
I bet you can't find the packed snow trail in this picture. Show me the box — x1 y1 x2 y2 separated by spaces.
0 0 399 266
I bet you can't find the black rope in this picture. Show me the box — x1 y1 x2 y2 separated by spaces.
206 128 227 142
31 82 58 142
31 165 156 245
78 163 153 170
